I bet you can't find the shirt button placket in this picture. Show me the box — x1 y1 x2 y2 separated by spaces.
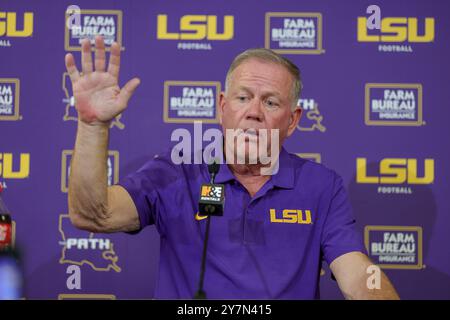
243 198 253 245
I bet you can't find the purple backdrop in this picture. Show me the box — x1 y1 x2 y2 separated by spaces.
0 0 449 299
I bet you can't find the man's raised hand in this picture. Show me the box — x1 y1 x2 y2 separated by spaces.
64 36 140 126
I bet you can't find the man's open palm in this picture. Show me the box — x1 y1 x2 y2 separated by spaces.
64 36 140 125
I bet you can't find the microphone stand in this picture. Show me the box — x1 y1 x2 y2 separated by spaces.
194 215 211 299
194 167 217 299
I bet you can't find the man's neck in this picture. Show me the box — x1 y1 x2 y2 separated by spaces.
227 163 271 197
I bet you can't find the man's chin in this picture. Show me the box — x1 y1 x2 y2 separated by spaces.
234 146 267 165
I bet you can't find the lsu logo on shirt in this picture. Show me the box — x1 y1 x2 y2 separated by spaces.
157 14 234 40
0 11 34 47
356 158 434 184
270 209 312 224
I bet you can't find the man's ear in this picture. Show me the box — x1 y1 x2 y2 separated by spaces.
287 107 302 137
218 92 226 125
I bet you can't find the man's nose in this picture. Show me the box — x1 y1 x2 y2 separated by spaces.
245 98 264 123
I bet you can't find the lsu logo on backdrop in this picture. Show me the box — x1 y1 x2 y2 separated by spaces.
265 12 324 54
296 98 326 132
365 83 423 126
62 72 124 129
357 16 434 52
65 10 123 51
163 81 220 123
157 14 234 50
269 209 313 224
365 226 423 269
296 153 321 163
0 153 30 190
61 150 119 193
356 157 434 194
0 78 21 121
0 11 34 47
58 214 121 272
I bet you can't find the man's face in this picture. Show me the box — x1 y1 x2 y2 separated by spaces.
219 58 302 164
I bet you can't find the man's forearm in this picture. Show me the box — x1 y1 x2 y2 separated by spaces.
344 270 400 300
68 120 110 226
331 252 400 300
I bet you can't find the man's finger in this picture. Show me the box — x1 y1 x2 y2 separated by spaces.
94 35 106 72
65 53 80 83
118 78 140 107
81 38 93 74
107 42 121 79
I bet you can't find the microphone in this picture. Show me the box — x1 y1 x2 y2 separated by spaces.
208 161 220 178
195 160 225 299
198 161 224 217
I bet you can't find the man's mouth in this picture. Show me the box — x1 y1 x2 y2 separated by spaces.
240 129 259 141
245 128 258 135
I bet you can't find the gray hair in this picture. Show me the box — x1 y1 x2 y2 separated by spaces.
225 48 302 110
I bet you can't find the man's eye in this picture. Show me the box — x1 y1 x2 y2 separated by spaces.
238 96 248 102
266 99 279 107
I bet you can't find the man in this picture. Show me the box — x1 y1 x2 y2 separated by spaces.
65 36 399 299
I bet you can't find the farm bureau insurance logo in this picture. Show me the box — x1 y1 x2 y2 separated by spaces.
0 78 21 120
58 214 121 272
65 9 123 51
0 11 34 47
265 12 324 54
157 14 234 51
365 83 423 126
61 150 119 193
163 81 220 123
62 72 125 129
296 98 326 132
365 226 423 269
357 16 434 53
356 157 434 194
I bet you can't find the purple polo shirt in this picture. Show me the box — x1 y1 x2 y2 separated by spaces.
118 147 365 299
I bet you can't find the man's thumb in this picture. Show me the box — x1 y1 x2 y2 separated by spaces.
119 78 140 106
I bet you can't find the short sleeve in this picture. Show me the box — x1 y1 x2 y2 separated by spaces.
321 173 366 266
117 152 181 234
